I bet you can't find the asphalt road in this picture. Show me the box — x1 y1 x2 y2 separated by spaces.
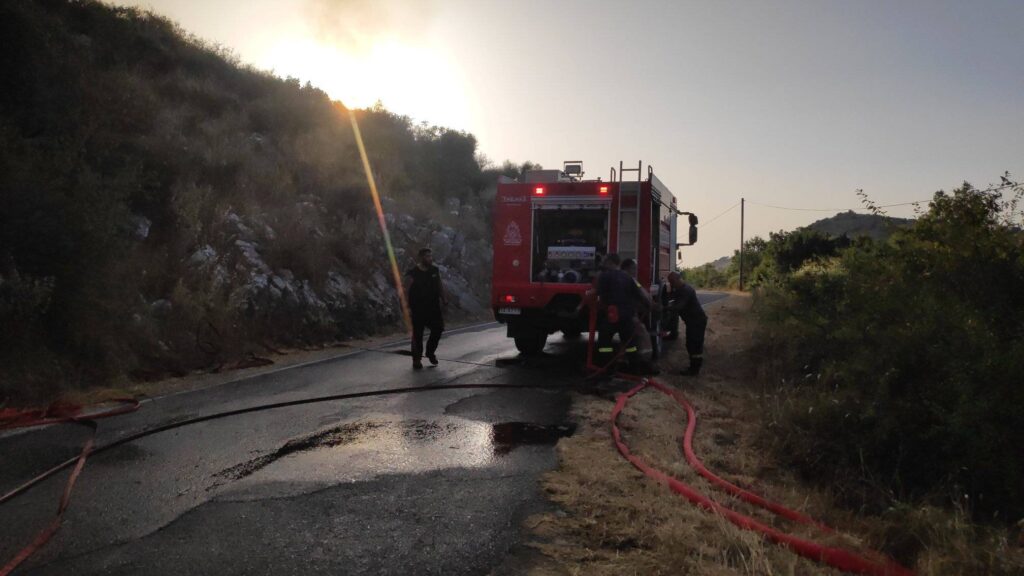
1 292 729 576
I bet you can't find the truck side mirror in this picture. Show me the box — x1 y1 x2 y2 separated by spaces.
676 212 699 248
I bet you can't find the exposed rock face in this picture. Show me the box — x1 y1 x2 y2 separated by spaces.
189 245 218 267
129 215 152 240
430 226 455 263
149 299 173 317
177 210 491 343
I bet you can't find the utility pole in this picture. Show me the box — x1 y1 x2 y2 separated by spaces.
739 198 745 291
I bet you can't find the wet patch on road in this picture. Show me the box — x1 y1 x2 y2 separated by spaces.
212 415 576 492
491 422 575 455
211 421 387 485
401 419 460 441
444 389 571 424
492 354 582 379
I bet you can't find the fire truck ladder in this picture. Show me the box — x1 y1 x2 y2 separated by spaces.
616 160 642 260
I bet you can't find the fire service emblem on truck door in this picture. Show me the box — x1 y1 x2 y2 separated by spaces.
503 221 523 246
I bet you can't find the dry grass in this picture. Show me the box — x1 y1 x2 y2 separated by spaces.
518 294 1024 575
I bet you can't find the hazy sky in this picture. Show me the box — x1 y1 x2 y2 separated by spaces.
111 0 1023 265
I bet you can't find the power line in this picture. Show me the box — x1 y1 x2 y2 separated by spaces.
744 181 1021 213
745 199 930 212
701 202 741 226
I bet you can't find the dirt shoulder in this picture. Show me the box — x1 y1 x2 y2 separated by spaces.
517 295 875 575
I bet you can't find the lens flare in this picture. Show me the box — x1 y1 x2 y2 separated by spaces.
349 111 412 334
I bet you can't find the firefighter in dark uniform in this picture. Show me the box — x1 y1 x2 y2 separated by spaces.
404 248 448 370
595 253 651 374
620 258 660 374
665 271 707 375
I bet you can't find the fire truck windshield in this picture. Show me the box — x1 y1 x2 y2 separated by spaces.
532 206 609 284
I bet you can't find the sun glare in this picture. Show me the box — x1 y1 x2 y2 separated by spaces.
260 37 471 131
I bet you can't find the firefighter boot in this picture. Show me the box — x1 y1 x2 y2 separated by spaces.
621 350 657 376
595 346 615 373
680 356 702 376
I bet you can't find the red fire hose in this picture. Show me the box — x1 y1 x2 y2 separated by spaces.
0 384 584 574
1 399 140 576
651 378 831 530
2 335 916 576
610 377 914 576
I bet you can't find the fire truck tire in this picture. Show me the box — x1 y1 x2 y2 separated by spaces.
514 332 548 355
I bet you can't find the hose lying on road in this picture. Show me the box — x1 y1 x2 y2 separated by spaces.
1 399 140 576
1 335 622 576
2 347 915 576
0 383 574 576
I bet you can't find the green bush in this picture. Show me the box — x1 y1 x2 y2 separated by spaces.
757 181 1024 522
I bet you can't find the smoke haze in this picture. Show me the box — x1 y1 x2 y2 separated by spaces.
306 0 436 53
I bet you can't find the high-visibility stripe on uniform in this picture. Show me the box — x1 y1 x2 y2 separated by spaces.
598 347 615 353
625 346 638 353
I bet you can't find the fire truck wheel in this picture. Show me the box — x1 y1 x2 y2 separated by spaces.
514 332 548 355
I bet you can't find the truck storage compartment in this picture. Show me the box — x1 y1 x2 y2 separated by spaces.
531 205 608 284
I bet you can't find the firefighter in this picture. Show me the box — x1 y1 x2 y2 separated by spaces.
620 259 660 375
595 253 652 374
404 248 448 370
665 271 707 376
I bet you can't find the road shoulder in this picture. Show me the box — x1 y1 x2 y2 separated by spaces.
513 294 855 575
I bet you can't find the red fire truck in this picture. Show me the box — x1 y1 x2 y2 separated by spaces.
491 161 698 354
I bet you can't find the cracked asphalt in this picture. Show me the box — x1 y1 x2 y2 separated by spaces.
1 293 728 575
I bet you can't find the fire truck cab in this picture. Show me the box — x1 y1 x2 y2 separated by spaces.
491 161 697 354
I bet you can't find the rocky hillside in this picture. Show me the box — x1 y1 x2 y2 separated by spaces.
0 0 523 402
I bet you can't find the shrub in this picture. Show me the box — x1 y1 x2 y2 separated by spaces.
757 180 1024 522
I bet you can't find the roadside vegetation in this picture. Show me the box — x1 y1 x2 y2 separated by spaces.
0 0 535 403
528 297 843 576
744 179 1024 570
530 272 1023 575
681 212 911 290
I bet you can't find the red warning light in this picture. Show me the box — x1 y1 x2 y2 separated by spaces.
534 187 545 195
599 185 609 194
503 294 517 304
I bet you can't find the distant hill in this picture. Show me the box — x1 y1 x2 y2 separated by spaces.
805 210 913 241
709 255 731 271
689 210 915 283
